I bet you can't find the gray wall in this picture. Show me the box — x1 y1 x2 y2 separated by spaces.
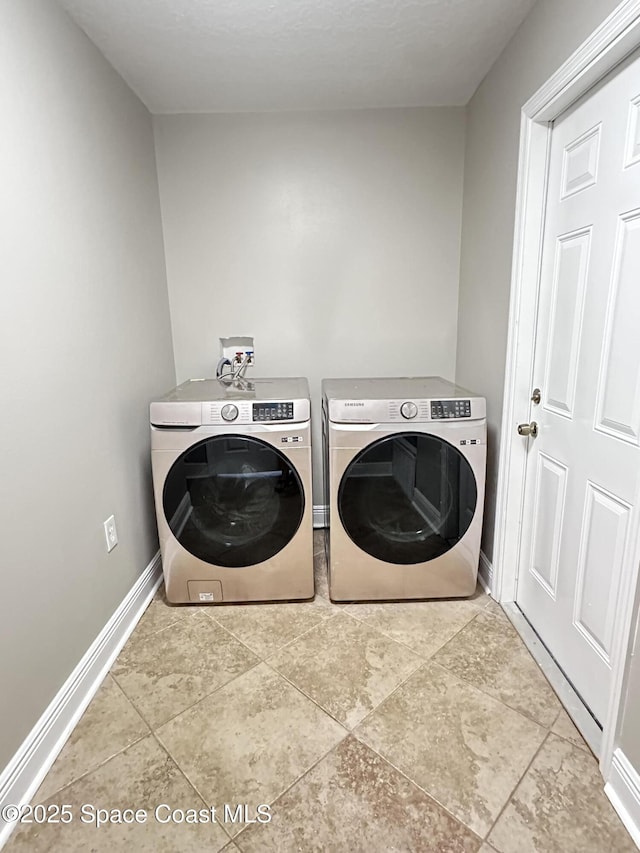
0 0 174 768
153 108 466 503
455 0 620 561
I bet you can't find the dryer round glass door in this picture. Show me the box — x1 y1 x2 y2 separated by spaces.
338 433 477 565
162 435 305 568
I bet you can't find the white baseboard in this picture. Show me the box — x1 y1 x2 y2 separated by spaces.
0 552 162 848
313 504 328 528
605 748 640 849
478 549 494 595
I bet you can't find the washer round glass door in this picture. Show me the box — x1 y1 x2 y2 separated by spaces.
163 435 305 568
338 433 477 565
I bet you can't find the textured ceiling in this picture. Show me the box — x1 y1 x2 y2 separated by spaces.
57 0 537 113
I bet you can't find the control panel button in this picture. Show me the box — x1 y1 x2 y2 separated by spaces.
400 401 418 419
252 402 295 421
220 403 239 422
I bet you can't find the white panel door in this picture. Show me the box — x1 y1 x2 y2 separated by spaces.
516 49 640 725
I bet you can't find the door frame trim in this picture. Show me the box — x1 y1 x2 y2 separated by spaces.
493 0 640 778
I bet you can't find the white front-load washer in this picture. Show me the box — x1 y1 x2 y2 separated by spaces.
322 377 486 601
151 377 313 604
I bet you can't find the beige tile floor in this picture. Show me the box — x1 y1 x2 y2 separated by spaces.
5 531 636 852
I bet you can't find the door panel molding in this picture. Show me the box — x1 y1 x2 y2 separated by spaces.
572 481 631 664
528 452 568 599
594 208 640 445
624 93 640 166
560 123 602 198
543 227 591 419
492 0 640 801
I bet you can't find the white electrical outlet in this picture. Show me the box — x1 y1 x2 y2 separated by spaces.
104 515 118 552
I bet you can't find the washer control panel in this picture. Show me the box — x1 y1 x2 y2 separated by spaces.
150 397 311 426
253 402 294 422
431 399 472 419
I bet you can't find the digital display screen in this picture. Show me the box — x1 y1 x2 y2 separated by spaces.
253 402 294 421
431 400 471 419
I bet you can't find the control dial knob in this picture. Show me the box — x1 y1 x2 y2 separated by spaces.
220 403 239 422
400 401 418 419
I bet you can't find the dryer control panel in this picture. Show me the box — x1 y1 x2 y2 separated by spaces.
328 397 485 424
253 402 294 422
431 399 471 419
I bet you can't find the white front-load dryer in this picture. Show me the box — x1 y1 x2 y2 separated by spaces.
322 377 486 601
151 377 313 604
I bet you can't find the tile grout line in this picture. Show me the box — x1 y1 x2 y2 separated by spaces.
109 669 179 735
428 658 558 736
107 600 347 755
112 605 288 732
340 656 431 733
133 596 200 638
160 667 349 846
481 730 554 843
348 728 485 843
143 653 347 843
152 664 348 847
149 730 234 848
111 650 266 737
261 658 353 734
267 607 343 654
428 654 561 732
350 657 550 839
137 614 188 638
263 609 429 730
202 602 339 660
264 667 353 732
27 732 153 808
545 704 594 753
32 675 153 804
231 736 354 849
428 609 572 731
341 603 485 662
346 609 496 734
27 725 205 822
232 733 484 850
